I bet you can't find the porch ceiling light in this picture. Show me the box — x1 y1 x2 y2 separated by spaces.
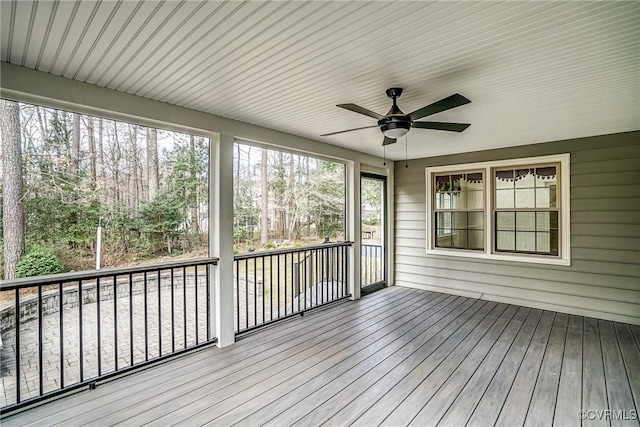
380 121 410 139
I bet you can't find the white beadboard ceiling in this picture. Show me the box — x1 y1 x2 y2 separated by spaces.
1 1 639 160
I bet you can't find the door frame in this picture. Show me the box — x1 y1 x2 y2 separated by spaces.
360 172 388 294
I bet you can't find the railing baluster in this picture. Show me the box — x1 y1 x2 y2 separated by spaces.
302 251 307 311
15 289 20 404
194 266 199 344
346 245 350 293
253 259 257 327
183 266 187 349
277 255 281 319
157 270 162 357
314 248 319 307
97 277 102 377
245 259 249 330
269 255 273 322
79 280 84 382
59 282 64 389
235 260 239 332
206 264 211 341
113 276 118 371
129 273 134 367
261 256 265 326
144 272 148 361
170 268 175 354
38 285 43 395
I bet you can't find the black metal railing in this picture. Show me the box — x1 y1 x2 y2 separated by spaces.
0 257 218 412
234 242 352 334
361 243 384 288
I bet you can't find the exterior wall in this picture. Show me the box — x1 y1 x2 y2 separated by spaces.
394 131 640 325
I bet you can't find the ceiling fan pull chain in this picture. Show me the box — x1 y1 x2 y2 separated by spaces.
383 146 386 166
405 134 408 168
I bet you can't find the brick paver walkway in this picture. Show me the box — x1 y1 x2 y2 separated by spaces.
0 278 208 408
0 272 344 408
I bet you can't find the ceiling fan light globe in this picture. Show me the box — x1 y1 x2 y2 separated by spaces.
380 121 411 139
383 128 409 138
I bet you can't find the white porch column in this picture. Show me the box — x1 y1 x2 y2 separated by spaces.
210 133 235 347
348 160 361 301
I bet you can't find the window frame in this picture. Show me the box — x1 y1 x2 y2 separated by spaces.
425 153 571 266
432 169 486 251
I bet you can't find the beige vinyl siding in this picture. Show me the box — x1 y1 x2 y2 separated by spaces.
394 131 640 325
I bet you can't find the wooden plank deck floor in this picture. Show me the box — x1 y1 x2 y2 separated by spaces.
2 286 639 426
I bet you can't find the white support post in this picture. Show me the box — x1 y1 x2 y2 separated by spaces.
210 133 235 347
348 160 361 301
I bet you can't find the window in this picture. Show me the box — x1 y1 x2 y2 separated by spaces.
426 154 570 265
232 141 346 253
494 166 558 255
433 172 485 250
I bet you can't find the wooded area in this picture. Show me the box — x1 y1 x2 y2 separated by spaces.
0 101 349 279
233 143 346 252
0 100 208 279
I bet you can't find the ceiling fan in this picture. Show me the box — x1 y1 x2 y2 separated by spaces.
321 88 471 146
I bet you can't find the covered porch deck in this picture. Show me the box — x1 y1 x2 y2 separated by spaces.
3 286 639 426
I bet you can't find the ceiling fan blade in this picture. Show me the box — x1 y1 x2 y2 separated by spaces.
320 125 379 137
412 121 471 132
337 104 384 120
382 136 397 146
408 93 471 121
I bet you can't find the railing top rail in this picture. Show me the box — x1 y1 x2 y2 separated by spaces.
234 241 353 260
0 257 219 290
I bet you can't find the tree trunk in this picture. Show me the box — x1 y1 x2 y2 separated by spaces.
97 118 104 182
260 147 268 244
189 135 198 233
86 116 97 182
1 99 25 279
288 154 295 240
128 124 138 210
71 112 81 177
147 127 159 200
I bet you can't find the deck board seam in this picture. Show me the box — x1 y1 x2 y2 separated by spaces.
614 324 640 415
551 312 570 426
598 320 612 414
522 312 558 425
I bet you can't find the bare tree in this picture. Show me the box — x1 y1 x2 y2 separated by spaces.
71 112 81 177
260 147 268 244
97 118 104 182
1 99 25 279
128 124 139 210
146 127 159 199
189 134 198 233
85 116 97 182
